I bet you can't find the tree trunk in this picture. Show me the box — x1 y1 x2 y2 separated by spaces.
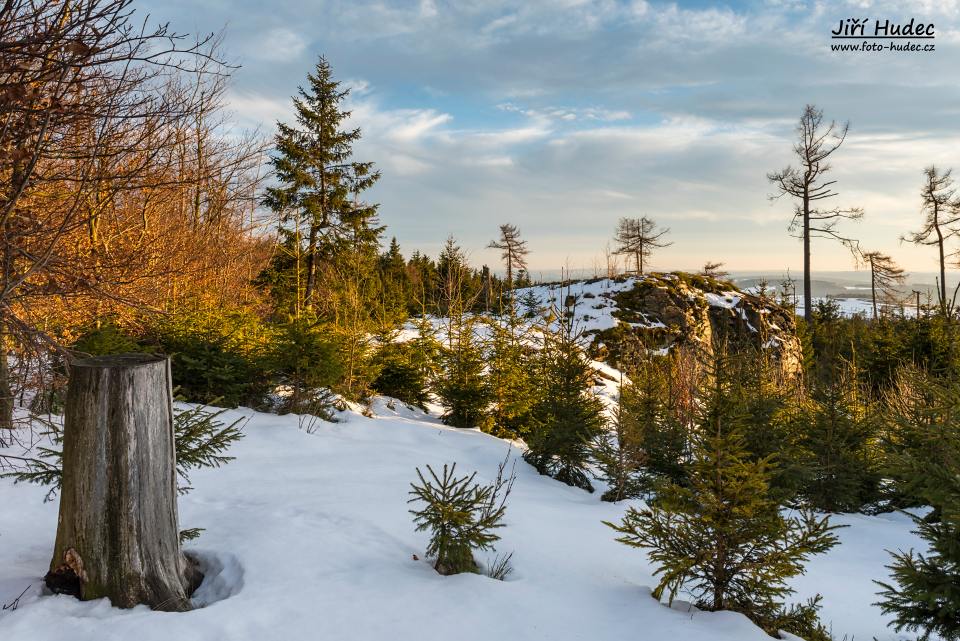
49 354 200 610
0 320 13 432
937 234 946 315
803 193 812 323
870 259 877 320
304 223 318 310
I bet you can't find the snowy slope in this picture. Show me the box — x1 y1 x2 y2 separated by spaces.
0 402 924 641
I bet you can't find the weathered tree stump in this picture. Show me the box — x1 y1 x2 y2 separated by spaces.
49 354 200 610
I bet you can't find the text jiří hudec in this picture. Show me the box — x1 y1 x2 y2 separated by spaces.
831 18 935 37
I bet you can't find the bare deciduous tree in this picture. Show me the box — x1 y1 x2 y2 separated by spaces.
767 104 863 322
0 1 267 427
902 166 960 316
613 216 671 276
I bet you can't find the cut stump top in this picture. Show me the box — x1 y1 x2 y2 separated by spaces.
71 353 167 369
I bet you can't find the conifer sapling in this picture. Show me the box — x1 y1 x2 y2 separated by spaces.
409 455 516 576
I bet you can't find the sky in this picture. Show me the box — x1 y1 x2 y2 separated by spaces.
139 0 960 276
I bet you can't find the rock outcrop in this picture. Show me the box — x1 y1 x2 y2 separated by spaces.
587 273 802 376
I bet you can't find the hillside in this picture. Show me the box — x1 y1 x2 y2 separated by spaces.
0 401 923 641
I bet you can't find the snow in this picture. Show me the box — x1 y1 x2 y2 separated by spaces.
704 292 742 310
515 277 640 332
795 297 919 319
0 401 927 641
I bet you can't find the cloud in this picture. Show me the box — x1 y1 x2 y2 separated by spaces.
141 0 960 271
248 28 308 62
224 91 293 129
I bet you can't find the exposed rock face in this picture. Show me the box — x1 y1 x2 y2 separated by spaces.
589 273 803 376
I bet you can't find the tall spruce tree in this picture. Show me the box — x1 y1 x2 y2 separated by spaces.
767 105 863 323
262 56 380 316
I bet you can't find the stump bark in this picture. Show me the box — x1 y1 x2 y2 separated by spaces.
49 353 200 610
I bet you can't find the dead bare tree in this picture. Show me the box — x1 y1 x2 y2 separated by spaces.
603 242 620 279
487 223 529 298
862 251 906 320
902 166 960 316
767 104 863 322
613 216 671 276
700 261 729 281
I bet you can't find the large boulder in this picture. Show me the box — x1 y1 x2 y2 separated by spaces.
588 273 802 376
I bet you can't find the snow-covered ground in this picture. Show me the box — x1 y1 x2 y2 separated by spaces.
0 401 924 641
795 297 918 319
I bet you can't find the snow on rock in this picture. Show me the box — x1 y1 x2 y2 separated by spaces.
704 292 742 309
0 401 926 641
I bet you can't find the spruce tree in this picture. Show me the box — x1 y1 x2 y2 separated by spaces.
272 317 344 414
735 346 805 501
524 314 606 491
380 237 412 323
325 215 385 400
876 371 960 640
262 56 380 315
373 316 440 410
590 377 646 502
485 316 535 437
612 216 672 275
372 341 430 409
796 358 882 513
903 166 960 316
408 458 515 576
434 237 490 427
519 288 541 318
436 314 489 428
605 427 839 636
862 250 906 320
606 340 839 636
640 348 694 488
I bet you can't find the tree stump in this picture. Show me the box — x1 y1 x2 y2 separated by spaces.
49 354 201 610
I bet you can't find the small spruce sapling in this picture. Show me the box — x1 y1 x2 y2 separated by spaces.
409 455 516 576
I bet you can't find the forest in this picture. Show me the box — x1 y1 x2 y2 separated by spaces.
0 2 958 641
